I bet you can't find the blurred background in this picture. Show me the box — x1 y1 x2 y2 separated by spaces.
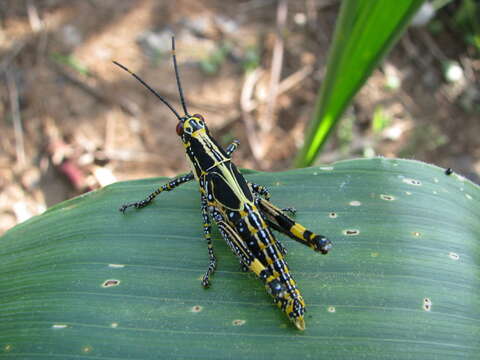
0 0 479 235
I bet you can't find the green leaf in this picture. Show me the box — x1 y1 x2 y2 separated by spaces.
1 158 479 359
295 0 425 167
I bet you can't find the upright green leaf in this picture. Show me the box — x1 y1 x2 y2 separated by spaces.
1 158 479 359
295 0 425 167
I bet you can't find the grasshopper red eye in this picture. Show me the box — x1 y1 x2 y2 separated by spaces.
176 122 184 136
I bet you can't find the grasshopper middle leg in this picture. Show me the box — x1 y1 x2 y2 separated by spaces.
200 196 216 287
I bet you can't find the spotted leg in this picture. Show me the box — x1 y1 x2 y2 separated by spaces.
215 218 286 297
201 196 216 287
257 198 332 254
249 182 271 200
239 262 249 272
248 186 287 255
281 207 296 216
119 173 194 213
250 182 296 215
225 139 240 157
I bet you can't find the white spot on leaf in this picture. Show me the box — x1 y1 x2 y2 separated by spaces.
403 178 422 186
448 252 459 260
343 229 360 236
232 319 246 326
52 324 68 329
102 279 120 288
108 264 125 268
191 305 203 313
423 298 432 312
380 194 395 201
82 345 93 354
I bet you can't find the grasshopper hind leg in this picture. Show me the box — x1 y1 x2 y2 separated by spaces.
214 218 286 298
258 198 332 254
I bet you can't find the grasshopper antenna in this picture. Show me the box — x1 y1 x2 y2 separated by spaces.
112 60 182 121
171 36 190 117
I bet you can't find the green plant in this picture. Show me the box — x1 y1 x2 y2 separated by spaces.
453 0 480 52
199 42 232 75
372 106 392 134
241 45 261 72
295 0 425 167
2 158 479 359
51 52 90 76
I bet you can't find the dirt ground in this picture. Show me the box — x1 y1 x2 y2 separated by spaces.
1 0 479 235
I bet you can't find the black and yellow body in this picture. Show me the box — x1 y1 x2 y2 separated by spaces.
116 39 332 330
120 114 332 330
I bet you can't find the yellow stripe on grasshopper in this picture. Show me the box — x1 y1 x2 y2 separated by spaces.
290 223 308 241
249 258 266 276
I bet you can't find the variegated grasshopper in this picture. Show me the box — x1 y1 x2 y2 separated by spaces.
115 38 332 330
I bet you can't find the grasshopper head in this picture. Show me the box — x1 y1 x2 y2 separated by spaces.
176 114 207 139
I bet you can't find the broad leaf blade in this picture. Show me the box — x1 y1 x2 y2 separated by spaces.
295 0 425 167
1 158 479 359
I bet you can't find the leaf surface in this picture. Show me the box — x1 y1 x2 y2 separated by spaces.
1 158 479 359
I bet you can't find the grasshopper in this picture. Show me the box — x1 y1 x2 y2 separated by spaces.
115 38 332 330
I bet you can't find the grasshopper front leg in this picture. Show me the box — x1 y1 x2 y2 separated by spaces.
225 139 240 158
119 173 194 213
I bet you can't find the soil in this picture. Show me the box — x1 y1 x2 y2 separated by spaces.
1 0 478 235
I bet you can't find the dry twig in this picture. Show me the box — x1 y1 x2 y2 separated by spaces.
0 41 27 72
278 65 314 94
264 0 288 132
27 0 43 33
240 68 264 164
5 72 26 167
